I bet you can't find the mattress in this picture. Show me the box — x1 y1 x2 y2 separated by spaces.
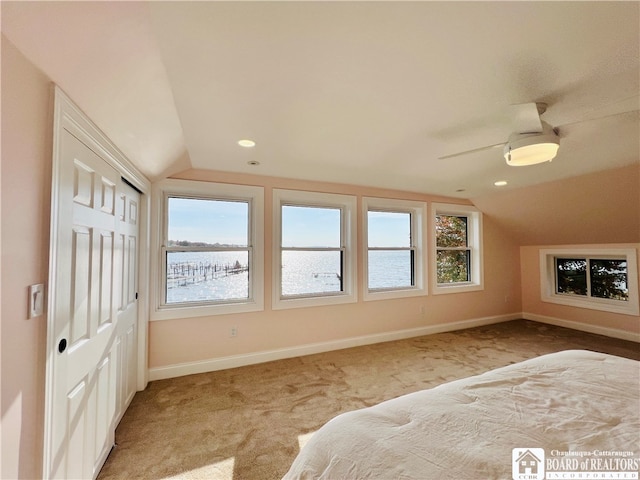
283 350 640 479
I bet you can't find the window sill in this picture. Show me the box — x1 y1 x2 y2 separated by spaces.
151 299 264 321
541 293 639 317
432 282 483 295
364 286 427 302
272 293 357 310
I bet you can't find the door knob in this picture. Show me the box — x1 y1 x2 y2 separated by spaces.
58 338 67 353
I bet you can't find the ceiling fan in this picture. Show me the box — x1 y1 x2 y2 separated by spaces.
439 102 560 167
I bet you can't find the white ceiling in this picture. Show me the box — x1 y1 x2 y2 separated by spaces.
2 1 639 198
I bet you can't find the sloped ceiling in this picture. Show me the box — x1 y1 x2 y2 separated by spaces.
1 1 185 178
472 164 640 246
1 1 639 197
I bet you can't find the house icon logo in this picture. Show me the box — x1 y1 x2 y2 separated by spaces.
512 448 545 480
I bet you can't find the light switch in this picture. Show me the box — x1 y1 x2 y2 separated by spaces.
29 284 45 318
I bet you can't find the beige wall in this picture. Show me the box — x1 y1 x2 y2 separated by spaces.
1 36 52 479
477 166 640 339
520 244 640 336
149 169 523 369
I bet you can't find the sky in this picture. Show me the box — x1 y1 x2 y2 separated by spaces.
168 197 411 247
367 210 411 248
282 205 340 247
168 197 248 245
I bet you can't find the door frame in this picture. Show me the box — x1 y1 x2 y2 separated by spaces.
43 86 150 479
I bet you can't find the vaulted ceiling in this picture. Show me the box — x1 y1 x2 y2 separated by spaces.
2 1 639 198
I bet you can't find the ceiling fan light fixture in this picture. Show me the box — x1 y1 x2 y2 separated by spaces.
503 123 560 166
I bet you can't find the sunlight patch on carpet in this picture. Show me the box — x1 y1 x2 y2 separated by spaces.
298 430 317 451
161 457 235 480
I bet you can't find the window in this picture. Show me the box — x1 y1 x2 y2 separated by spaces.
363 197 427 301
540 248 639 316
273 189 357 309
556 257 630 301
152 179 264 320
165 197 249 305
432 203 483 294
436 215 470 283
368 211 412 289
281 204 342 296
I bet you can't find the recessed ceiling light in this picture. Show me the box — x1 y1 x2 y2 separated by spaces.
494 180 508 186
238 139 256 148
247 160 260 166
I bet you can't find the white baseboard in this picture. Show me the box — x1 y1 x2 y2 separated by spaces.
148 313 520 381
522 312 640 343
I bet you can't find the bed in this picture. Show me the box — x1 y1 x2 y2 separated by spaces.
284 350 640 479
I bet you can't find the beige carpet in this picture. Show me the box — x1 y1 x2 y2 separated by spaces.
97 320 640 480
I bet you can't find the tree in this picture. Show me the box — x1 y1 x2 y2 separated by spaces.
590 259 627 300
435 215 469 283
556 258 627 300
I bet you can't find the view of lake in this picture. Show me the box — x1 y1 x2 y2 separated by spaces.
166 250 412 303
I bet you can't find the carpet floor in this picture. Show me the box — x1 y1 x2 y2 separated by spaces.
97 319 640 480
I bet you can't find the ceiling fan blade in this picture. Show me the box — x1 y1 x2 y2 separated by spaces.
438 142 505 160
511 102 543 134
556 94 639 130
438 102 548 160
555 109 639 140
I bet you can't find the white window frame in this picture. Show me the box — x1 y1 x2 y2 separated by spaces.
540 247 639 316
363 197 427 301
151 179 264 320
272 189 357 310
432 203 484 294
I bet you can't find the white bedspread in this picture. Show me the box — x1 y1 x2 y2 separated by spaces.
284 350 640 479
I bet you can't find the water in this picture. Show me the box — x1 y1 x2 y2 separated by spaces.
368 250 412 290
166 251 249 304
165 250 412 304
281 250 342 296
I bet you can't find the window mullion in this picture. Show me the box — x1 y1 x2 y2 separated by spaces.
585 257 593 298
410 248 415 286
282 247 342 252
166 246 250 253
340 249 344 291
436 246 469 251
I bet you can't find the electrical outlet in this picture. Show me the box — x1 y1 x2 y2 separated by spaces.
230 327 238 337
